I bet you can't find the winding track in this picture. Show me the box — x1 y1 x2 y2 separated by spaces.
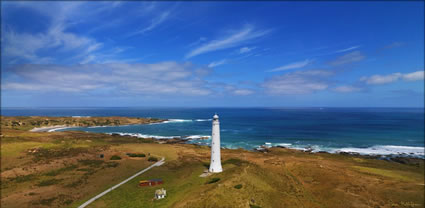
78 157 165 208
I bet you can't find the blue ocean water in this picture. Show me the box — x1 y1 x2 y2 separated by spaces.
2 107 424 156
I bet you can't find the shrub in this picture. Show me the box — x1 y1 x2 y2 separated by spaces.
78 159 104 167
126 153 146 157
45 165 77 176
148 156 158 162
110 155 122 160
234 184 243 189
37 179 62 187
206 177 220 184
39 197 57 206
11 174 36 183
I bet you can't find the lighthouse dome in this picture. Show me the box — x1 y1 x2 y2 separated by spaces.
213 114 219 119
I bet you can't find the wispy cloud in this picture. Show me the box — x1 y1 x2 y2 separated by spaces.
128 11 171 37
185 24 270 58
239 46 255 54
267 59 313 72
360 70 424 85
2 62 212 96
332 85 364 93
262 70 334 94
328 51 365 66
2 2 107 65
335 45 360 53
208 59 227 68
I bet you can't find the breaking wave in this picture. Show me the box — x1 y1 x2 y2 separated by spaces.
331 145 424 156
194 119 212 122
108 132 211 141
254 142 424 158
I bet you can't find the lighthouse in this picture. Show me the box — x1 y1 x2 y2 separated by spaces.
209 114 223 173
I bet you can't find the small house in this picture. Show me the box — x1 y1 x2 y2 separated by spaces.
155 188 166 199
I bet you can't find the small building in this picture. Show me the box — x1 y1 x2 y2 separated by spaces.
139 179 163 187
155 188 166 199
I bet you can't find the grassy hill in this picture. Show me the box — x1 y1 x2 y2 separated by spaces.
1 116 423 208
0 116 165 131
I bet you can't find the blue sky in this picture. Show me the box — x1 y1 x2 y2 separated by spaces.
1 1 424 107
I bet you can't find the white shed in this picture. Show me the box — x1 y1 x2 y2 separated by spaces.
155 188 166 199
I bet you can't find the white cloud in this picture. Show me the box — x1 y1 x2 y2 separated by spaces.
2 62 213 96
208 59 227 68
267 59 312 72
360 71 424 85
2 2 103 64
232 89 254 95
402 71 424 81
333 85 363 93
360 73 401 84
328 51 365 66
213 83 255 96
186 24 270 58
239 46 255 54
262 70 333 94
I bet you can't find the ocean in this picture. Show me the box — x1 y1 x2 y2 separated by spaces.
2 107 424 157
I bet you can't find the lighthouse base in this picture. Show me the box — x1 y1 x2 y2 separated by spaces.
209 166 223 173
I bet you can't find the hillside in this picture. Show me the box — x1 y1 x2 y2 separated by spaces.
0 116 424 208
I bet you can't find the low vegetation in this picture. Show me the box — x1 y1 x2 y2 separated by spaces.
37 179 63 187
1 116 424 208
148 156 158 162
206 177 221 184
110 155 122 160
0 116 165 131
126 153 146 157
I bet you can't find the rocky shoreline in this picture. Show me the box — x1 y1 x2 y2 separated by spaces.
109 132 424 166
254 144 424 166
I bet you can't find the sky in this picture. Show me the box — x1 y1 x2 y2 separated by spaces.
1 1 424 107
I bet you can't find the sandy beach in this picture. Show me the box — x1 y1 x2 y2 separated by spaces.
30 125 70 132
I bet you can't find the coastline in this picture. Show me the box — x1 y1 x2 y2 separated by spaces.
1 117 424 208
30 125 71 132
7 115 423 159
105 131 425 160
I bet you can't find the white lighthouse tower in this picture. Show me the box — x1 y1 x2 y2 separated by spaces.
209 114 223 173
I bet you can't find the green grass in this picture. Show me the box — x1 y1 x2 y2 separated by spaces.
223 158 247 166
352 166 415 182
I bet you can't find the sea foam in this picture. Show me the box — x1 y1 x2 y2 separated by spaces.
333 145 425 156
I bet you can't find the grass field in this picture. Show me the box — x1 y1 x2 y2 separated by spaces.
1 116 424 208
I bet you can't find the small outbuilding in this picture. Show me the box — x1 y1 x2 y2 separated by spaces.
155 188 166 199
139 179 163 187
